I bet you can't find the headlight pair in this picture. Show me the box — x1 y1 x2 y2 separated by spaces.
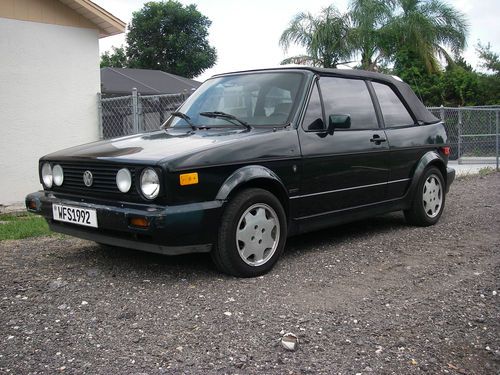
41 163 160 200
41 163 64 188
116 167 160 200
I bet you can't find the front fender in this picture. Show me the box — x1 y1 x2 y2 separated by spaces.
215 165 287 201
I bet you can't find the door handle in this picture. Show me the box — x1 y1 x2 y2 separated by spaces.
370 134 387 144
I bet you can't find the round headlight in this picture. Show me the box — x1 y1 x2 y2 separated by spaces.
41 163 53 188
116 168 132 193
53 164 64 186
140 168 160 199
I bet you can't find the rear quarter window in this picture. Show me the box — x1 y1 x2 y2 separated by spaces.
372 82 415 127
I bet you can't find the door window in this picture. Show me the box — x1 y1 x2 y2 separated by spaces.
372 82 415 127
301 82 325 131
319 77 378 130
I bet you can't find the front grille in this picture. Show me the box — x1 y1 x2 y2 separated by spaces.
51 162 139 198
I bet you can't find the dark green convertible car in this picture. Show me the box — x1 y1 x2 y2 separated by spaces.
26 67 455 277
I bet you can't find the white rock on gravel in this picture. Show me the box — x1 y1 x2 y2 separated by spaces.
281 333 299 351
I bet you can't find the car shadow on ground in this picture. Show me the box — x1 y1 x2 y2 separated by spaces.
59 212 409 279
284 211 407 258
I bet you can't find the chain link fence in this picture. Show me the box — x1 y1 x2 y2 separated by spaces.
98 89 187 139
428 106 499 168
98 92 499 169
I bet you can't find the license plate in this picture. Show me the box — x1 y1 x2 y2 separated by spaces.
52 204 98 228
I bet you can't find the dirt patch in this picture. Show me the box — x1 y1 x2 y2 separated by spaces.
1 173 499 374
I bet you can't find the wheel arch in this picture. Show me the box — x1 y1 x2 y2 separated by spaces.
408 151 447 200
215 165 290 218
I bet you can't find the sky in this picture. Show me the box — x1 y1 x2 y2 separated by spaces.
94 0 500 82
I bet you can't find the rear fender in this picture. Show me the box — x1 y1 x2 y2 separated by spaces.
406 151 447 203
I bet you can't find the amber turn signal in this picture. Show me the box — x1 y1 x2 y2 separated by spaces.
27 200 37 210
179 172 199 186
129 217 149 228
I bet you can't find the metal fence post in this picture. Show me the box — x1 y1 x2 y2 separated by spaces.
97 92 103 140
496 110 499 171
440 105 445 122
132 88 139 134
137 92 143 133
457 107 462 164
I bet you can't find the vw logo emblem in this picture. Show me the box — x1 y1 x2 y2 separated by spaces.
83 170 93 187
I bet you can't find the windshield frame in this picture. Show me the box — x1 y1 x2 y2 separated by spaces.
163 70 309 129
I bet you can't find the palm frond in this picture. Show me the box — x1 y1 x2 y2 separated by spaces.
280 55 317 66
279 4 355 68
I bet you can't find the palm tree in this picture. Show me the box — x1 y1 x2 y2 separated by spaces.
280 1 468 73
348 0 395 71
386 0 468 73
279 5 353 68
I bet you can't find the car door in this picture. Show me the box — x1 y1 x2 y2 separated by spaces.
295 76 390 219
370 81 423 199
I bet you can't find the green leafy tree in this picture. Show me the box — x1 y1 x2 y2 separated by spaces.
475 43 500 104
387 0 468 73
477 74 500 105
393 49 483 106
441 63 479 106
121 0 216 78
100 46 128 68
477 42 500 74
393 47 443 105
279 5 353 68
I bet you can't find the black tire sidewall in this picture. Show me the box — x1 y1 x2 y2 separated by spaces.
216 188 287 277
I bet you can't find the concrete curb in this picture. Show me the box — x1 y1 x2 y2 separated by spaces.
0 203 26 215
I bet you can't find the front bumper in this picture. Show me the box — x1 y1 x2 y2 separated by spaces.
446 166 455 193
26 191 223 255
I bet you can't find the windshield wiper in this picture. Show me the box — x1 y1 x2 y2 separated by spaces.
199 111 251 130
170 111 196 130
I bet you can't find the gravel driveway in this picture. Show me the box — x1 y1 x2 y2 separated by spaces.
1 173 499 374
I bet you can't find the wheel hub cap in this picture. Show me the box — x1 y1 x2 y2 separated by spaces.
236 203 280 267
422 174 443 218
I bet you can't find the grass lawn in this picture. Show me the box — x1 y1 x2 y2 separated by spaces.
0 212 52 240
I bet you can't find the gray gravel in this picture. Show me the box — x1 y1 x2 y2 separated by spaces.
1 173 499 374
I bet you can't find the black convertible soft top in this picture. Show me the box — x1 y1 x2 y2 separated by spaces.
215 67 440 125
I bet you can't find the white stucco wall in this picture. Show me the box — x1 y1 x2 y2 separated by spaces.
0 18 100 205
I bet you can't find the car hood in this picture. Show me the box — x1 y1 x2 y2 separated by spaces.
42 128 273 164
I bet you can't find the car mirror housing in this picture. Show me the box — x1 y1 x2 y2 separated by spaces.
328 114 351 134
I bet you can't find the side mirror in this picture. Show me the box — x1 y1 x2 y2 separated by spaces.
328 114 351 134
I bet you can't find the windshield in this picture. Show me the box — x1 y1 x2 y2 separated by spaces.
164 72 305 128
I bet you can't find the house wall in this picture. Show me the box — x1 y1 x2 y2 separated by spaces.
0 17 100 204
0 0 97 30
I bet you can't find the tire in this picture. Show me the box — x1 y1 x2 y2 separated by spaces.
212 188 287 277
404 166 446 227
